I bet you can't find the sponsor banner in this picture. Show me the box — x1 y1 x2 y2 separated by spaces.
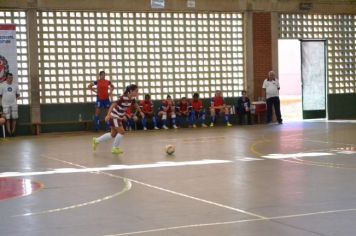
0 24 18 83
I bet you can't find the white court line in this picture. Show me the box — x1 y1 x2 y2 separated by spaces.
13 178 132 217
40 156 266 220
0 159 232 178
306 119 356 123
126 176 267 220
104 207 356 236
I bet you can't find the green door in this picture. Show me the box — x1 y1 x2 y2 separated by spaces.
300 40 327 119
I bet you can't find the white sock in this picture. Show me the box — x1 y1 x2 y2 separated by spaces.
96 133 112 143
113 133 123 148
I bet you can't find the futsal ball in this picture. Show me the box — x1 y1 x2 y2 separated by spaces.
165 144 175 155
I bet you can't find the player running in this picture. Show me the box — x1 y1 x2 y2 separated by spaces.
92 84 144 154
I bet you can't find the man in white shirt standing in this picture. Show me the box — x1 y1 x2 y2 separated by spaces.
0 73 20 136
262 71 283 124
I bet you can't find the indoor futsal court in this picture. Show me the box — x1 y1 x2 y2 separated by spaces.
1 121 356 236
1 0 356 235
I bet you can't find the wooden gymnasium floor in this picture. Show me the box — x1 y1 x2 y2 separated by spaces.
1 120 356 236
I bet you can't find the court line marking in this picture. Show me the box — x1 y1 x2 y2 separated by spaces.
10 155 133 217
13 178 132 217
104 207 356 236
0 179 44 202
249 134 356 170
0 159 232 178
41 156 267 220
126 175 267 220
35 131 354 233
249 136 268 157
99 125 356 235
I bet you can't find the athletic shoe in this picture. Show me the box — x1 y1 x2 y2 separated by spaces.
210 123 214 127
143 127 147 131
192 124 197 128
111 147 124 154
173 125 178 129
226 122 233 127
201 124 208 128
162 125 169 130
154 126 159 130
92 137 97 151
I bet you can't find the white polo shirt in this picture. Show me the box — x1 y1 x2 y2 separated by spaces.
0 82 20 106
262 79 280 99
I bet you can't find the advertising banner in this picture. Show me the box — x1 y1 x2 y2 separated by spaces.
0 24 17 84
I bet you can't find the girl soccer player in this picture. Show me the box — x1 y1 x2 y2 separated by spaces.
88 71 115 131
158 94 177 129
92 84 143 154
176 97 191 128
209 90 232 127
139 94 159 130
190 93 208 128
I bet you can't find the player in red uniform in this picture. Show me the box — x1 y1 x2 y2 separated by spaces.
124 105 138 131
158 95 177 129
139 94 159 130
190 93 208 128
209 90 232 127
88 71 115 131
92 84 144 154
176 97 191 128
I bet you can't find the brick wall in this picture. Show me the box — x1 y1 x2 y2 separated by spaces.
253 13 272 100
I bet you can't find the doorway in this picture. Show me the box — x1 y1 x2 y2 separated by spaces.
278 39 302 121
300 40 327 119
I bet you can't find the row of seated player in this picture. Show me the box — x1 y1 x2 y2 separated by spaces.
122 90 253 131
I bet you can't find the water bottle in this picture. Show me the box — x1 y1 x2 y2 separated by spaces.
78 113 82 121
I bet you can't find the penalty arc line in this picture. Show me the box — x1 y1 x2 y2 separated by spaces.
13 178 132 217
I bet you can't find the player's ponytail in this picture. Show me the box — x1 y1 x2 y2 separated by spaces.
124 84 138 95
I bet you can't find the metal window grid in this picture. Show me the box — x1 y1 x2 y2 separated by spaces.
279 13 356 94
37 11 244 103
